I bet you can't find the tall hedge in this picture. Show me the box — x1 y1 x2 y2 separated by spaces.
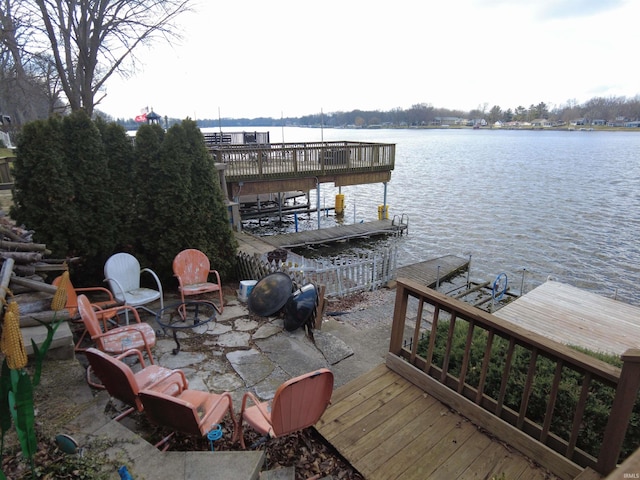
11 111 118 282
11 115 237 286
132 119 237 284
95 117 136 248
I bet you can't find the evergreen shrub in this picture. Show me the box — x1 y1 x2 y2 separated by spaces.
11 115 237 286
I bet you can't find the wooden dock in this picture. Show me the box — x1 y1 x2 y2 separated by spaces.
494 280 640 356
259 220 406 249
317 364 559 480
394 255 469 288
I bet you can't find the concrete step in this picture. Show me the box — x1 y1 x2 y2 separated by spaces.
21 321 75 360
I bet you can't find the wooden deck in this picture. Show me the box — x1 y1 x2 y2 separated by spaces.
260 220 406 249
395 255 469 288
317 364 559 480
494 280 640 355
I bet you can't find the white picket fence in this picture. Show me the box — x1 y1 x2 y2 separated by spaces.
237 242 399 298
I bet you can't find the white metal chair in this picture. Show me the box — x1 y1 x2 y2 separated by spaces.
104 252 164 319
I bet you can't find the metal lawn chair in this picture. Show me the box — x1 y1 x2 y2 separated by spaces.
85 347 188 420
77 294 157 387
236 368 334 449
172 248 224 317
139 385 236 450
104 252 164 319
52 273 122 352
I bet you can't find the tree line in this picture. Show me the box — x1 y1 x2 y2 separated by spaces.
112 96 640 133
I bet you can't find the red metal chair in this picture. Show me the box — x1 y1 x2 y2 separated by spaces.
236 368 334 449
84 347 188 421
172 248 224 317
77 294 157 379
53 274 122 352
139 386 236 449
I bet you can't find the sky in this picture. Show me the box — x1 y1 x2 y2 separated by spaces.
98 0 640 120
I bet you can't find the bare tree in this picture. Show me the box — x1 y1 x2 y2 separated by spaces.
31 0 193 116
0 0 45 124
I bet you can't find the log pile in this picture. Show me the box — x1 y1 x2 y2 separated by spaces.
0 218 77 358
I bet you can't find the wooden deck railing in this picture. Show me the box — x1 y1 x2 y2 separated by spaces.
387 278 640 479
209 141 395 181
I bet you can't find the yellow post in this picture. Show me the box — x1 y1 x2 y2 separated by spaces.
335 193 345 215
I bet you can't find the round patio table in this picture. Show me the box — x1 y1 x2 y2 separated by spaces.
155 300 216 354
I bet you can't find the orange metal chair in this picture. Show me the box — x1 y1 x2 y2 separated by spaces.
139 385 236 449
84 347 188 421
53 274 122 351
236 368 334 449
77 294 157 369
172 248 224 316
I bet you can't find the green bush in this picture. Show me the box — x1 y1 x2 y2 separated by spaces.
11 115 237 286
417 319 640 461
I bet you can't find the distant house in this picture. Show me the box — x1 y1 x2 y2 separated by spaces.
531 118 553 128
570 118 587 126
592 119 606 126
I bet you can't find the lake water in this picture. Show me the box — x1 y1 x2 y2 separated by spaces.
226 126 640 306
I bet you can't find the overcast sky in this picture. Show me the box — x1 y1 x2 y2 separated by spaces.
98 0 640 120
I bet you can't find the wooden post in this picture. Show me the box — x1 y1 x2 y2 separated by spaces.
597 348 640 474
388 279 410 355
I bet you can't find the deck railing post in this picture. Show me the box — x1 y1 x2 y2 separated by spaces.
597 348 640 474
389 280 410 355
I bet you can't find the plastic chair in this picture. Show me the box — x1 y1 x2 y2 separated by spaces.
84 347 188 421
77 294 157 375
173 249 224 316
236 368 334 449
53 274 123 351
139 385 236 449
104 252 164 318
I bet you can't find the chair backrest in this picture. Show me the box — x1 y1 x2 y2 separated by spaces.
53 273 79 317
77 294 105 345
173 249 211 286
139 390 202 437
270 368 334 437
104 253 141 297
85 347 140 409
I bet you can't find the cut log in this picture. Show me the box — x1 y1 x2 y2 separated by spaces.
19 309 71 327
10 275 58 294
0 257 14 303
0 239 49 253
12 292 54 315
0 225 29 243
1 251 43 263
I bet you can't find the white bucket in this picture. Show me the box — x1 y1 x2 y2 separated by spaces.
238 280 257 302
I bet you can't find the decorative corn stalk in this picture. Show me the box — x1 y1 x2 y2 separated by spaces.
0 291 65 479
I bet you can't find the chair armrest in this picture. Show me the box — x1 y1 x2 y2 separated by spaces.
115 348 146 367
199 391 236 428
149 370 188 395
141 267 164 310
97 304 143 324
104 275 127 303
75 286 116 303
240 391 271 422
208 269 222 286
